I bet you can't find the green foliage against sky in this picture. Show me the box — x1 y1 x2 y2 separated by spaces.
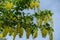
0 0 54 40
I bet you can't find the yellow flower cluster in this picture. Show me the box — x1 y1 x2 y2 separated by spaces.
26 28 31 38
3 2 13 10
30 2 39 8
33 29 38 38
41 28 48 37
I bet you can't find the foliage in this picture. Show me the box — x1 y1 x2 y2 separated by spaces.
0 0 54 40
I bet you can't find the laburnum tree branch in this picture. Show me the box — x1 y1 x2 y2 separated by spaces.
0 0 54 40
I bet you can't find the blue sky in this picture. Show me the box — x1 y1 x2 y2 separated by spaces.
5 0 60 40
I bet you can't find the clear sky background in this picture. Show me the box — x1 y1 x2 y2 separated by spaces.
5 0 60 40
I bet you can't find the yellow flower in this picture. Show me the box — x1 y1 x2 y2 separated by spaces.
44 17 47 24
41 28 48 37
30 2 35 8
0 33 3 38
12 32 17 40
35 2 39 7
4 2 13 10
33 29 37 38
26 28 31 38
30 2 39 8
